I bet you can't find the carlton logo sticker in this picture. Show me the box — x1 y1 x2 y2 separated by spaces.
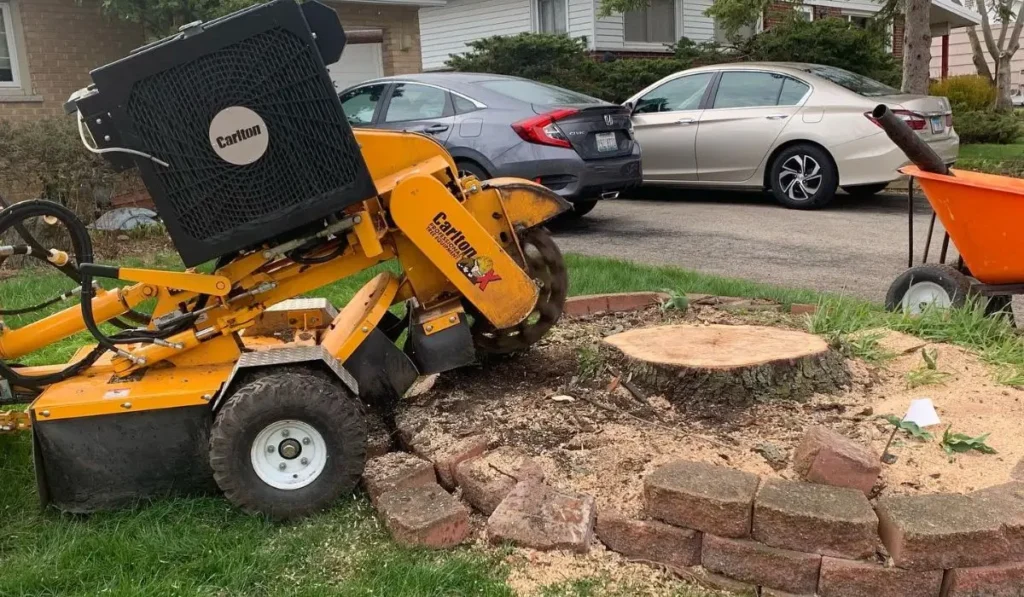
428 212 502 291
208 106 269 165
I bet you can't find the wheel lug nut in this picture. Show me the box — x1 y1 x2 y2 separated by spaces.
302 437 311 445
267 445 275 453
281 430 290 438
278 463 286 470
300 457 309 465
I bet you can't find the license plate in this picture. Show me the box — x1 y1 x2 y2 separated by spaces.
596 132 617 152
930 116 944 134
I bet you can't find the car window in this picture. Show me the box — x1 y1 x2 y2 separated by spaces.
801 64 898 97
778 77 811 106
476 79 603 105
453 94 480 114
339 84 386 125
634 73 714 113
712 72 786 109
385 83 448 122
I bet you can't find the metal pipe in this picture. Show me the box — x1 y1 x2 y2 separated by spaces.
872 105 950 176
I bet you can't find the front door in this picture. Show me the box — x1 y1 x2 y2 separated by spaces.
630 72 715 182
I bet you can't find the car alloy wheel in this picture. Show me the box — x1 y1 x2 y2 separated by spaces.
778 155 823 203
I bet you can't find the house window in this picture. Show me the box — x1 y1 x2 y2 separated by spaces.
847 14 871 28
0 2 21 87
537 0 567 34
795 4 813 21
624 0 676 44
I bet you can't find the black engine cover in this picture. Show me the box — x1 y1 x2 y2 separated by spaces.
73 0 376 266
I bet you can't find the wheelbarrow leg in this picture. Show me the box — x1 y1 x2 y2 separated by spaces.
907 181 914 268
922 211 936 264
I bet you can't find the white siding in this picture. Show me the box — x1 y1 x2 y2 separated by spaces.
682 0 714 41
568 0 594 43
592 0 692 51
419 0 533 70
929 24 1024 90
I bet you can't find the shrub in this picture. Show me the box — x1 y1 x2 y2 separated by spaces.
929 75 996 113
954 109 1023 144
446 34 605 98
740 17 901 87
0 117 137 221
591 56 688 103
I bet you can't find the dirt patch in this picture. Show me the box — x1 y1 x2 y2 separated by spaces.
401 304 1023 510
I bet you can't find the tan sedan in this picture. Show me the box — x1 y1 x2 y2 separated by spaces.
626 62 959 209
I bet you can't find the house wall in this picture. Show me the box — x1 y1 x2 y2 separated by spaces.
0 0 144 123
929 23 1024 90
420 0 533 69
328 1 422 76
594 0 714 52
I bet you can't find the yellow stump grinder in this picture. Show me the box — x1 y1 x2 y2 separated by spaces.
0 0 570 519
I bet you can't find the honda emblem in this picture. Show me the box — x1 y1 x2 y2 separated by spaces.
604 114 614 126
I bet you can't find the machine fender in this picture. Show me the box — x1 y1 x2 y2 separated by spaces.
482 179 571 229
212 345 358 411
390 175 539 329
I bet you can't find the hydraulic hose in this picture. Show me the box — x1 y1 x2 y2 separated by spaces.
0 200 107 388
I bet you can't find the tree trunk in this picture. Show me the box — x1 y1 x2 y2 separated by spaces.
995 53 1014 110
901 0 933 95
967 26 995 82
602 324 850 406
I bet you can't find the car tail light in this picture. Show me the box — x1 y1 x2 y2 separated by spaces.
945 113 953 127
865 109 927 131
512 108 579 148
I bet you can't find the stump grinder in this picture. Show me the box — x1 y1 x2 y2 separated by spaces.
0 0 569 519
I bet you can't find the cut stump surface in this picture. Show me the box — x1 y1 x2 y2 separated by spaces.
603 324 848 405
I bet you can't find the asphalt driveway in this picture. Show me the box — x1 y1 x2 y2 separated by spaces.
552 188 953 304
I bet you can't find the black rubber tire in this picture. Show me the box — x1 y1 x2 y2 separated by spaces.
843 183 890 197
885 264 973 313
564 200 598 219
456 160 489 181
985 295 1017 325
769 144 839 210
209 372 366 521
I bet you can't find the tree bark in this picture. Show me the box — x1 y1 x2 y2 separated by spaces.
602 325 850 406
967 26 995 82
902 0 933 95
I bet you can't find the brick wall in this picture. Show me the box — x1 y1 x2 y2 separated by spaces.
892 15 905 59
327 2 422 76
0 0 144 123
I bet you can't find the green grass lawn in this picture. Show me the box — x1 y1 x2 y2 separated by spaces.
1 249 1020 596
0 252 822 597
958 143 1024 177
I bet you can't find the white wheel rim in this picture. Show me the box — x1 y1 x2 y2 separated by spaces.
250 420 327 490
902 281 952 315
779 155 823 202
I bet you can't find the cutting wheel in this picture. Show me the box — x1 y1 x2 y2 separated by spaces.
471 227 568 354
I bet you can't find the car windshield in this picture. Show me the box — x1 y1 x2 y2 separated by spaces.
476 79 604 105
801 65 898 97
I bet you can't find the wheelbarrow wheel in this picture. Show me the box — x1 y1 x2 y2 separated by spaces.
885 264 973 315
209 372 366 521
985 295 1017 326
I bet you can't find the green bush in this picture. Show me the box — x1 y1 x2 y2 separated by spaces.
740 17 901 87
447 21 902 104
929 75 996 113
954 110 1023 144
446 34 606 98
0 117 134 220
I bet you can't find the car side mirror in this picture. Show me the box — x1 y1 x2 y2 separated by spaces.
623 100 635 114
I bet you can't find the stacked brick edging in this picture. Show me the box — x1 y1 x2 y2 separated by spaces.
599 458 1024 597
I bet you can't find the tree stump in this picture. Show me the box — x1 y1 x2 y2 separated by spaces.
603 324 849 406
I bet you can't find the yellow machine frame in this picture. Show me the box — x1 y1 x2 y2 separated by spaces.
0 129 568 428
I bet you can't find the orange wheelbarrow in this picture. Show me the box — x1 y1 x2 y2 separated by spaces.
887 166 1021 320
871 105 1018 321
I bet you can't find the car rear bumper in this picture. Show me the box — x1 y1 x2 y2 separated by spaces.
832 131 959 187
496 145 642 203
